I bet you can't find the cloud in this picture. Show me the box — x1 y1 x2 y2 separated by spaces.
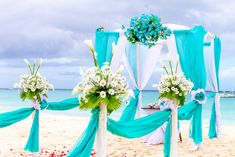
219 66 235 90
0 57 93 68
221 66 235 78
0 0 234 60
0 0 234 90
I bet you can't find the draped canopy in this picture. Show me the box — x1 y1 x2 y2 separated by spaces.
98 24 221 140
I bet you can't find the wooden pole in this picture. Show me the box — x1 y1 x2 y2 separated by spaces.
96 103 107 157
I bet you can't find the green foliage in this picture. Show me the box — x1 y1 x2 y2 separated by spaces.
20 89 45 103
159 92 186 106
79 92 122 114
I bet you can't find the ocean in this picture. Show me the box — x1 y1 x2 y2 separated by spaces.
0 89 235 125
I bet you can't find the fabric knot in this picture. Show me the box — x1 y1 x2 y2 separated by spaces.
33 95 48 110
191 89 207 104
160 99 177 112
32 99 41 110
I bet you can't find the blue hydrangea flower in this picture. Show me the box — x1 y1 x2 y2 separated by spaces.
124 14 172 47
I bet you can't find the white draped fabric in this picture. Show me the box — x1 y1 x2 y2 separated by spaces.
111 26 221 146
112 29 163 118
203 32 221 136
112 25 184 119
111 30 138 88
136 44 163 117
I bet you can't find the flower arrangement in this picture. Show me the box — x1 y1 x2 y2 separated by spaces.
124 14 172 47
14 59 54 103
72 40 133 113
154 61 194 106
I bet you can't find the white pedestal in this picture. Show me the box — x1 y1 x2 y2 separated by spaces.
170 99 178 157
96 103 107 157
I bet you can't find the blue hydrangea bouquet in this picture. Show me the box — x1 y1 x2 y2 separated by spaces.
124 14 172 47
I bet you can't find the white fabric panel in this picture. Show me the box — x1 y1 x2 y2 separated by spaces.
137 43 163 118
166 33 182 73
215 93 221 137
204 33 217 92
111 30 138 88
111 31 125 72
139 44 163 89
203 32 221 136
123 49 138 88
111 27 188 119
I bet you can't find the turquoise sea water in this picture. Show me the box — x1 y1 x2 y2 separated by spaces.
0 89 235 125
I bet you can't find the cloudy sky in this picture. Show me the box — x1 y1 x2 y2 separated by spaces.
0 0 234 90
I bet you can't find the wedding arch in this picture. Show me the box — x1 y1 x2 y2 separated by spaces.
100 23 222 140
89 24 222 156
0 16 221 157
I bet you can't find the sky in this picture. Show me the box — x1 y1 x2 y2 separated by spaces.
0 0 234 91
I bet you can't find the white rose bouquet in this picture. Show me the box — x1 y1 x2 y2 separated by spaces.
14 59 54 103
72 40 133 113
154 61 193 106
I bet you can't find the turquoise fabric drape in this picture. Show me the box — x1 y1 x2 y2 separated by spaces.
0 107 34 128
174 26 207 144
178 101 198 120
163 100 198 157
95 29 119 68
118 90 140 122
164 116 171 157
108 109 171 138
41 97 79 110
0 97 79 153
118 43 141 121
67 109 99 157
68 30 120 156
214 37 221 89
109 100 198 157
109 109 172 157
208 96 217 138
0 97 79 127
126 43 138 82
208 37 221 138
24 110 39 152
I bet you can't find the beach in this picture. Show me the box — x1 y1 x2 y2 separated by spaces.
0 114 234 157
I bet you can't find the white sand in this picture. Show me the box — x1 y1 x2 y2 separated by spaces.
0 115 235 157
